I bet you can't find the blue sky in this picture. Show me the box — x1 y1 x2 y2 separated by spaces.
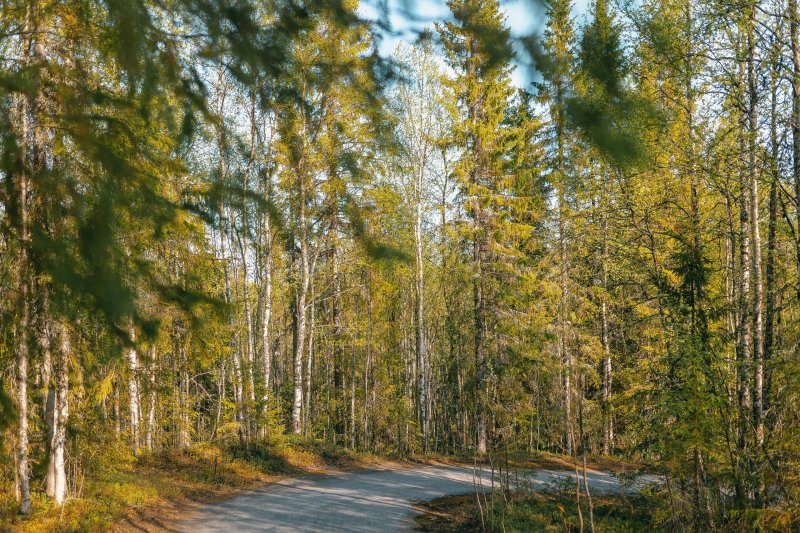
359 0 591 87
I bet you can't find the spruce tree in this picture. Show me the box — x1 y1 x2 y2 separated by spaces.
438 0 516 455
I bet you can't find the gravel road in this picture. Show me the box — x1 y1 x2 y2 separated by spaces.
172 464 656 532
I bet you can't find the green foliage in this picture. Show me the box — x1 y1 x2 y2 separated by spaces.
1 0 799 530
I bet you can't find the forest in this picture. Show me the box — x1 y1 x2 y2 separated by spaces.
1 0 799 530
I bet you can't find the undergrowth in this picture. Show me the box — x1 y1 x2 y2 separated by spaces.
0 438 368 532
417 491 657 533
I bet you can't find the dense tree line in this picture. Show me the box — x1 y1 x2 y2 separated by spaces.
1 0 800 528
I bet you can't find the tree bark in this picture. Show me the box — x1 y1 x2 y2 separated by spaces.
127 328 141 452
736 47 753 506
746 2 764 463
292 174 309 435
261 201 274 427
600 180 612 454
304 283 316 435
215 60 246 447
147 345 157 450
559 184 572 457
332 217 345 442
13 6 33 514
791 0 800 304
415 163 429 452
50 322 70 504
40 295 56 498
764 46 779 432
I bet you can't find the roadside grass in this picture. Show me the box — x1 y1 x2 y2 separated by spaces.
0 438 373 532
416 490 657 532
1 445 649 532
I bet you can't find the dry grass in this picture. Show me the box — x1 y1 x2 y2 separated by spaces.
0 439 380 532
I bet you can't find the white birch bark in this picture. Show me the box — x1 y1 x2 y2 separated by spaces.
146 345 157 450
51 322 70 504
292 180 309 435
127 328 141 451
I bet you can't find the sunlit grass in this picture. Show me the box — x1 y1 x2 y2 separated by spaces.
0 438 368 532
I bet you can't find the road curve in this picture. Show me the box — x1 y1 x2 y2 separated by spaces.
172 464 654 532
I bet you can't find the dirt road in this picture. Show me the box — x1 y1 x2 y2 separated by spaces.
172 464 654 532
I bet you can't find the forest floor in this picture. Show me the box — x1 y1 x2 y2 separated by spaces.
414 454 659 532
0 443 651 532
415 490 657 532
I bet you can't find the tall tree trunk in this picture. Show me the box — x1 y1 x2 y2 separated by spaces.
365 284 374 447
147 345 157 450
40 295 57 498
304 283 316 435
791 0 800 304
415 164 429 452
736 52 753 506
332 219 345 442
474 231 487 456
292 176 309 435
261 205 274 427
127 328 141 452
13 6 33 514
600 181 612 454
239 144 257 438
50 322 70 504
559 185 572 457
746 3 764 470
215 60 245 447
181 341 190 448
240 233 257 438
764 48 779 431
554 59 572 456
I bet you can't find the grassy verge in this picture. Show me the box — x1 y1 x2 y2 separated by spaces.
0 446 651 532
416 490 657 533
0 439 377 532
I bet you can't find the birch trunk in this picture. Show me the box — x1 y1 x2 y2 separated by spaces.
736 51 753 506
415 163 429 452
146 345 157 450
41 300 56 498
239 231 257 435
51 322 70 504
292 177 309 435
261 210 273 421
304 284 316 435
127 328 141 451
114 380 121 440
746 5 764 461
215 60 246 446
